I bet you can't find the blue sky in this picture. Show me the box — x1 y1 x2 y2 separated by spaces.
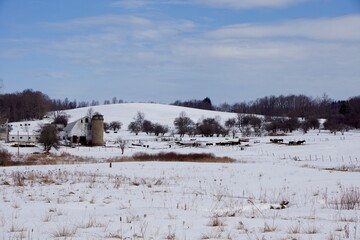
0 0 359 104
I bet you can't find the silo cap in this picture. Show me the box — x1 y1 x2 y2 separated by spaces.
92 114 104 119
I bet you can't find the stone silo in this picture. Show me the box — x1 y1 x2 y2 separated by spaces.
91 114 104 146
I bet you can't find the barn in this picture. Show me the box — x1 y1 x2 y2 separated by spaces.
64 114 104 146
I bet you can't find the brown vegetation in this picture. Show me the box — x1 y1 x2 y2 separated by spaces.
0 151 235 167
110 152 236 163
0 152 97 167
329 187 360 210
0 148 12 166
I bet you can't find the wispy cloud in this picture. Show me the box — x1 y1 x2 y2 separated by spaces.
41 14 195 66
37 13 360 66
194 0 305 9
110 0 187 9
110 0 305 9
3 12 359 102
207 14 360 41
41 14 152 29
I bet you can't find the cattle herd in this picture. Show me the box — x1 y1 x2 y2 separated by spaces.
270 138 306 145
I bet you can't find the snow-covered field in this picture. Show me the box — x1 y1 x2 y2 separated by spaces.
1 104 360 239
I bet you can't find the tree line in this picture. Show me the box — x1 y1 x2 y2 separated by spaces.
1 89 359 131
0 89 124 122
124 110 350 138
106 111 338 139
0 89 51 122
173 95 360 130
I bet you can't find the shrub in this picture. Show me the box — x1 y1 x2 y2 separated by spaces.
51 226 77 238
207 216 225 227
330 187 360 210
128 152 235 163
263 222 277 233
0 148 12 166
11 172 25 186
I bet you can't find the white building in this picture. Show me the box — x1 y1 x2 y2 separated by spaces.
64 116 92 145
7 122 40 143
8 134 39 143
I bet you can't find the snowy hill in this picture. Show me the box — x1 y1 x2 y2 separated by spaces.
64 103 237 127
8 103 237 138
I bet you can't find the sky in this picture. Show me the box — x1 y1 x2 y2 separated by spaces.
0 0 359 104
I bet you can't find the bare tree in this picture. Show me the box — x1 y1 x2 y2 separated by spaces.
90 100 99 106
153 123 169 136
117 137 127 155
87 108 94 120
142 120 154 134
38 124 59 153
128 111 145 135
51 111 69 127
128 122 141 135
284 118 300 133
236 113 244 130
225 117 238 138
197 117 226 137
110 121 122 131
112 97 118 104
104 122 110 132
173 111 194 137
77 101 89 108
135 111 145 128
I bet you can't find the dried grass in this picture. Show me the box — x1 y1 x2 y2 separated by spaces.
263 222 277 233
0 148 13 166
110 152 235 163
51 226 77 238
303 225 319 234
329 186 360 210
208 216 225 227
323 164 360 172
2 151 235 167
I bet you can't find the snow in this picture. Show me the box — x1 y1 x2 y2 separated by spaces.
1 103 360 239
64 103 238 127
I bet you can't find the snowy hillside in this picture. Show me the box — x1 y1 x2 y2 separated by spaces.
64 103 237 126
8 103 237 136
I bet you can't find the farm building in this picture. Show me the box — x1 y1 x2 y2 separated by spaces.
64 114 104 146
8 134 39 143
7 122 40 143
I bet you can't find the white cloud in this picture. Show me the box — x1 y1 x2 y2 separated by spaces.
208 14 360 41
194 0 305 9
39 13 360 67
110 0 305 9
110 0 148 8
42 14 152 29
4 12 360 102
41 14 195 38
174 41 304 59
110 0 188 9
42 15 195 65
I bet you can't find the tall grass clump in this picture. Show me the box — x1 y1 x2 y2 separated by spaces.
330 186 360 210
0 148 13 166
51 226 77 238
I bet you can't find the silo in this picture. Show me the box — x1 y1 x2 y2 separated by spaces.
91 114 104 146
